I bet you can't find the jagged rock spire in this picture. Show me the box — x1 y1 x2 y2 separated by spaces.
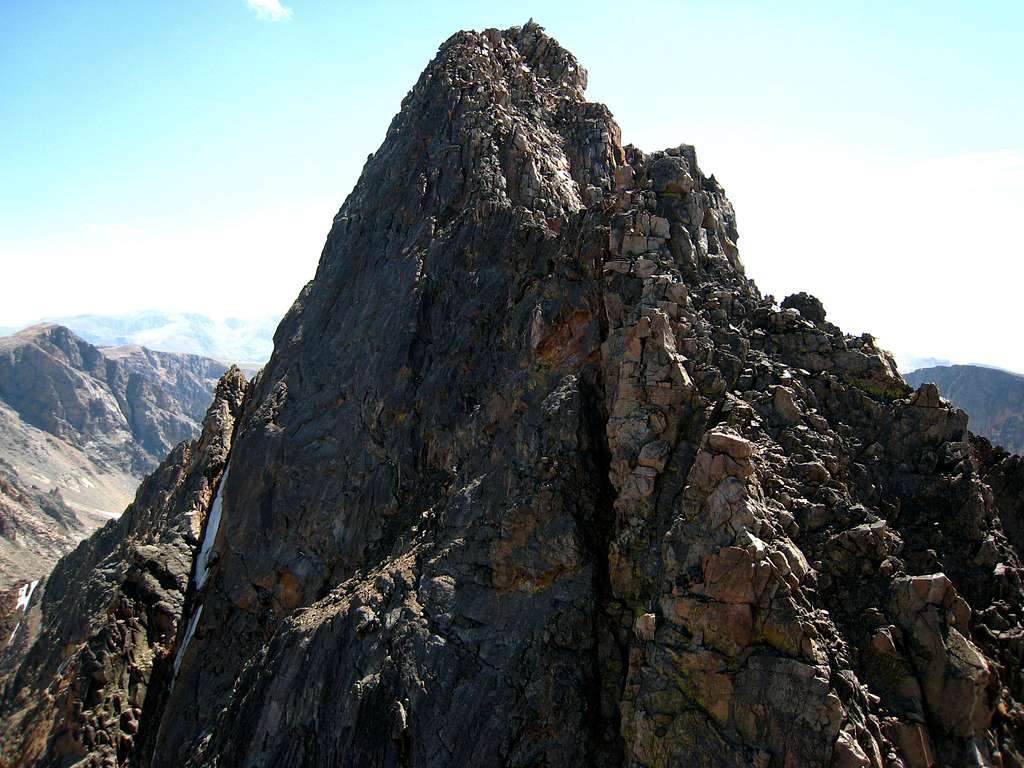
4 23 1024 768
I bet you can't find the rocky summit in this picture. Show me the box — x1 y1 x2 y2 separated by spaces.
3 22 1024 768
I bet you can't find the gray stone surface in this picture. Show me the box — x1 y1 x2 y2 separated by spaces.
0 368 247 766
906 364 1024 454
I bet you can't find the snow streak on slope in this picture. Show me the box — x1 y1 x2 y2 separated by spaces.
194 470 227 591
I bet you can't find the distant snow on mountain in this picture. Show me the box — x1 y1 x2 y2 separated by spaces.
41 311 278 365
895 354 953 372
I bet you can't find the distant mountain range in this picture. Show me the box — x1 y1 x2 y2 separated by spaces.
896 354 953 372
906 364 1024 454
0 323 232 587
1 311 278 365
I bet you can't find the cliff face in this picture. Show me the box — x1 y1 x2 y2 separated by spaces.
0 368 247 767
0 324 232 586
0 456 88 594
0 324 225 471
907 365 1024 455
4 23 1024 768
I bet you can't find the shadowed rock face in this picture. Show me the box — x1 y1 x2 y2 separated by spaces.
906 365 1024 455
4 22 1024 768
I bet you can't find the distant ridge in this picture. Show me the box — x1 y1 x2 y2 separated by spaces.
0 323 232 586
13 311 280 365
906 363 1024 454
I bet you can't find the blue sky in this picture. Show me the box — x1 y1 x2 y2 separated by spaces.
1 1 1022 369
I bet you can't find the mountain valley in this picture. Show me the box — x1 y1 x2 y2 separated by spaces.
0 324 233 587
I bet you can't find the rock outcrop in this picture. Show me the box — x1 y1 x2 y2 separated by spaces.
0 324 234 586
906 364 1024 454
0 368 247 766
3 22 1024 768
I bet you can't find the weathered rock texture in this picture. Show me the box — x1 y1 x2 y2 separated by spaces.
3 22 1024 768
0 368 247 767
907 364 1024 455
0 324 232 586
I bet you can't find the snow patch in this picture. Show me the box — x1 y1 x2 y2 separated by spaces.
8 621 20 643
172 604 203 678
15 579 39 611
194 469 228 591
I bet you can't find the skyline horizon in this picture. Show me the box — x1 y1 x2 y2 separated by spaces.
2 2 1021 370
2 307 1020 377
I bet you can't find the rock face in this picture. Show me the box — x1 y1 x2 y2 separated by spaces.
906 364 1024 454
0 324 233 586
0 456 87 595
0 368 247 767
4 22 1024 768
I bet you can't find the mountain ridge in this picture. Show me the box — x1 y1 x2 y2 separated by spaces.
3 22 1024 768
0 323 232 587
907 363 1024 455
2 311 277 366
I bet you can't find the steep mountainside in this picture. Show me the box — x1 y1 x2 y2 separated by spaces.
4 23 1024 768
0 369 247 764
907 365 1024 454
0 324 229 587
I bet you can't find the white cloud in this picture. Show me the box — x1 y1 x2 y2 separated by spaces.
602 94 1024 374
245 0 293 22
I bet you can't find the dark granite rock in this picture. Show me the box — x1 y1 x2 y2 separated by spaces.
3 21 1024 768
0 368 247 767
782 292 827 325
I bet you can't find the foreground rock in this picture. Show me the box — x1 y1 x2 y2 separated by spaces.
0 324 234 586
3 22 1024 768
906 364 1024 454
